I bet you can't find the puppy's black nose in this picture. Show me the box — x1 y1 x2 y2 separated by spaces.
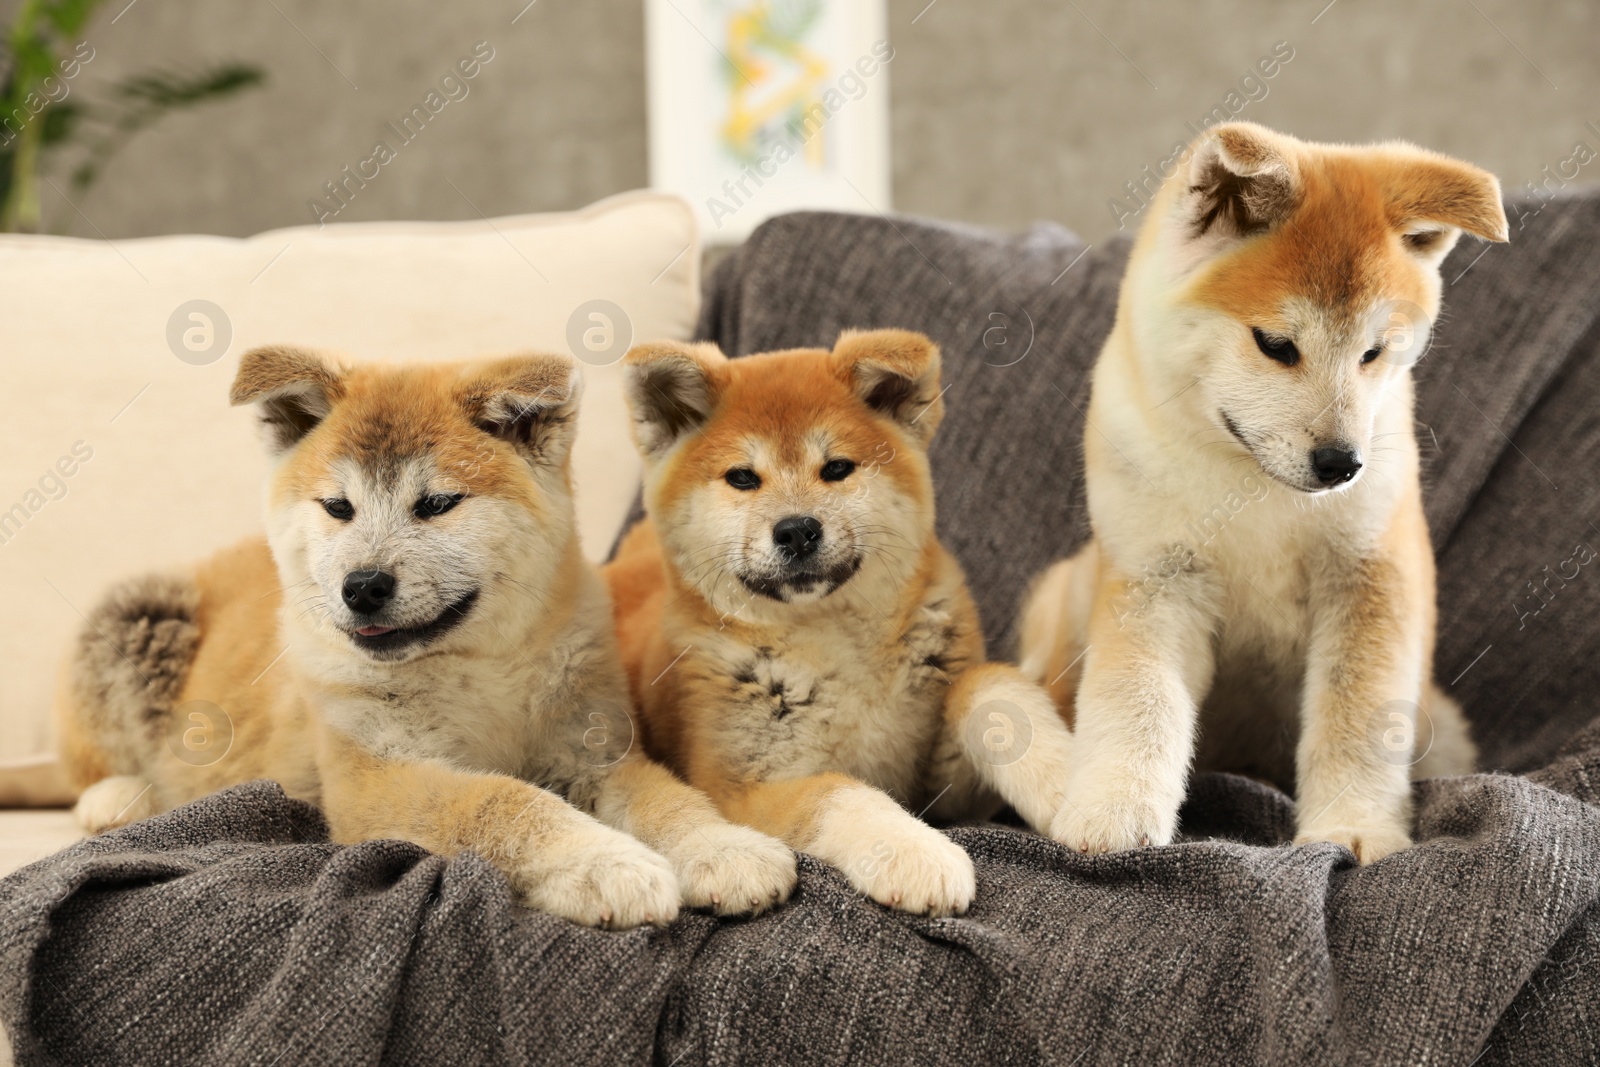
342 569 396 615
772 516 824 560
1310 446 1363 486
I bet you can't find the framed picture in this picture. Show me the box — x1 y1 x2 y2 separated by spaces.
646 0 892 243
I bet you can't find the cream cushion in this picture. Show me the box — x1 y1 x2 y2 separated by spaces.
0 810 82 878
0 191 700 801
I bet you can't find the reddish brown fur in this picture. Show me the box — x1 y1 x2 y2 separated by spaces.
605 332 1077 915
1188 131 1506 329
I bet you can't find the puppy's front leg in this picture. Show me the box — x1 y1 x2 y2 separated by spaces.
1293 554 1423 863
717 774 976 917
317 726 679 928
1051 556 1217 853
592 755 797 916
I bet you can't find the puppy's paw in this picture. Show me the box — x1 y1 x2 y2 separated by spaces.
848 824 976 917
669 822 797 917
1294 823 1411 864
814 786 976 917
514 824 680 929
1050 789 1175 855
74 775 156 833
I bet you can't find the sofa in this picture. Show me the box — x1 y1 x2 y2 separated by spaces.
2 188 1598 1065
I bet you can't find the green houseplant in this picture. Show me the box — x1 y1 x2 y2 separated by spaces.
0 0 263 232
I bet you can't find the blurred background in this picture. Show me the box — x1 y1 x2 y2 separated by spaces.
0 0 1595 243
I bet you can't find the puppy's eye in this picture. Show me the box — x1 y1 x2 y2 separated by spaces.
820 459 856 482
414 493 464 519
729 467 764 492
1403 230 1446 253
1251 328 1300 367
1361 346 1384 365
725 468 761 491
322 498 354 521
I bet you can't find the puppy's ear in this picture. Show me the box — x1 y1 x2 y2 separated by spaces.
622 341 726 457
1382 150 1509 260
833 329 944 444
1180 122 1299 242
229 345 346 455
458 352 583 467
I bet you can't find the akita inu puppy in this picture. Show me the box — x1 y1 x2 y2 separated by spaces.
58 346 796 928
604 330 1076 916
1020 123 1502 862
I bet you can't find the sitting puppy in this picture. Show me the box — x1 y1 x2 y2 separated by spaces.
604 329 1075 916
58 346 795 928
1020 123 1498 862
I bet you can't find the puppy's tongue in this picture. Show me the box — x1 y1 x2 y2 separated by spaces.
355 625 396 637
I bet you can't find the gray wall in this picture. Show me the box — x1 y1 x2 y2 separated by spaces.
11 0 1598 243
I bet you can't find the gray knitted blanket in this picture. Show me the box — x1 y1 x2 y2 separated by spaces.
3 763 1597 1064
6 190 1600 1065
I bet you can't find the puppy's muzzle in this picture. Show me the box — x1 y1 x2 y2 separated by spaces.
1310 445 1362 487
772 515 824 566
343 568 396 615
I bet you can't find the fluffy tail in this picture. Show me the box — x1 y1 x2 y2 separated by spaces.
941 663 1076 836
1016 541 1098 717
1413 683 1477 779
56 572 201 801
